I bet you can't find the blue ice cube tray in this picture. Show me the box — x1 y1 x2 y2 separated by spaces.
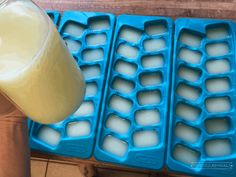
94 15 173 170
29 11 115 159
27 10 236 176
47 10 60 25
167 18 236 177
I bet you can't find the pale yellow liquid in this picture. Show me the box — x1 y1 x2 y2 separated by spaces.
0 1 85 124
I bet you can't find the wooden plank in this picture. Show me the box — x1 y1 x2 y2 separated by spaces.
34 0 236 20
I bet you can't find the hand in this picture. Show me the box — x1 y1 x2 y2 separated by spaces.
0 93 25 118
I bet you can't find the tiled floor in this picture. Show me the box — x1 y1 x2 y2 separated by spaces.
31 159 151 177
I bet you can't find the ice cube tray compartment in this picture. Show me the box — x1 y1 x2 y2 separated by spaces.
167 18 236 177
29 11 115 158
94 15 173 170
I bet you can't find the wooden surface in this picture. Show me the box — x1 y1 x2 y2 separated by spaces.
34 0 236 20
30 0 236 176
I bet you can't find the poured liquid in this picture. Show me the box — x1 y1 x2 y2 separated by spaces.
119 26 142 43
86 33 106 46
83 49 104 62
62 21 85 37
176 84 201 101
205 97 231 113
85 82 98 97
89 19 110 31
175 123 200 143
206 27 228 40
106 115 130 134
176 103 200 121
179 48 202 64
109 95 132 114
117 44 138 59
206 43 229 56
141 55 164 69
133 130 158 148
73 101 94 116
0 1 85 123
143 38 166 52
205 118 230 134
135 109 160 126
67 121 91 137
179 32 202 48
173 145 200 166
206 78 230 93
64 38 81 53
205 139 231 157
37 126 61 147
112 77 134 94
103 135 128 157
145 23 167 36
81 65 101 79
178 66 201 82
115 60 137 77
206 59 230 74
139 72 162 86
138 90 161 105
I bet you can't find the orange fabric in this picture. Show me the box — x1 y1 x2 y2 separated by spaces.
0 93 30 177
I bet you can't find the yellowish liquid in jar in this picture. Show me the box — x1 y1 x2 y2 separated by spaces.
0 1 85 124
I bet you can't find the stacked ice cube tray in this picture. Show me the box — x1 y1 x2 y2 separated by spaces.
28 11 236 177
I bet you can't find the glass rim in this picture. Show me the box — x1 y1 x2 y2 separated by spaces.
0 0 52 79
